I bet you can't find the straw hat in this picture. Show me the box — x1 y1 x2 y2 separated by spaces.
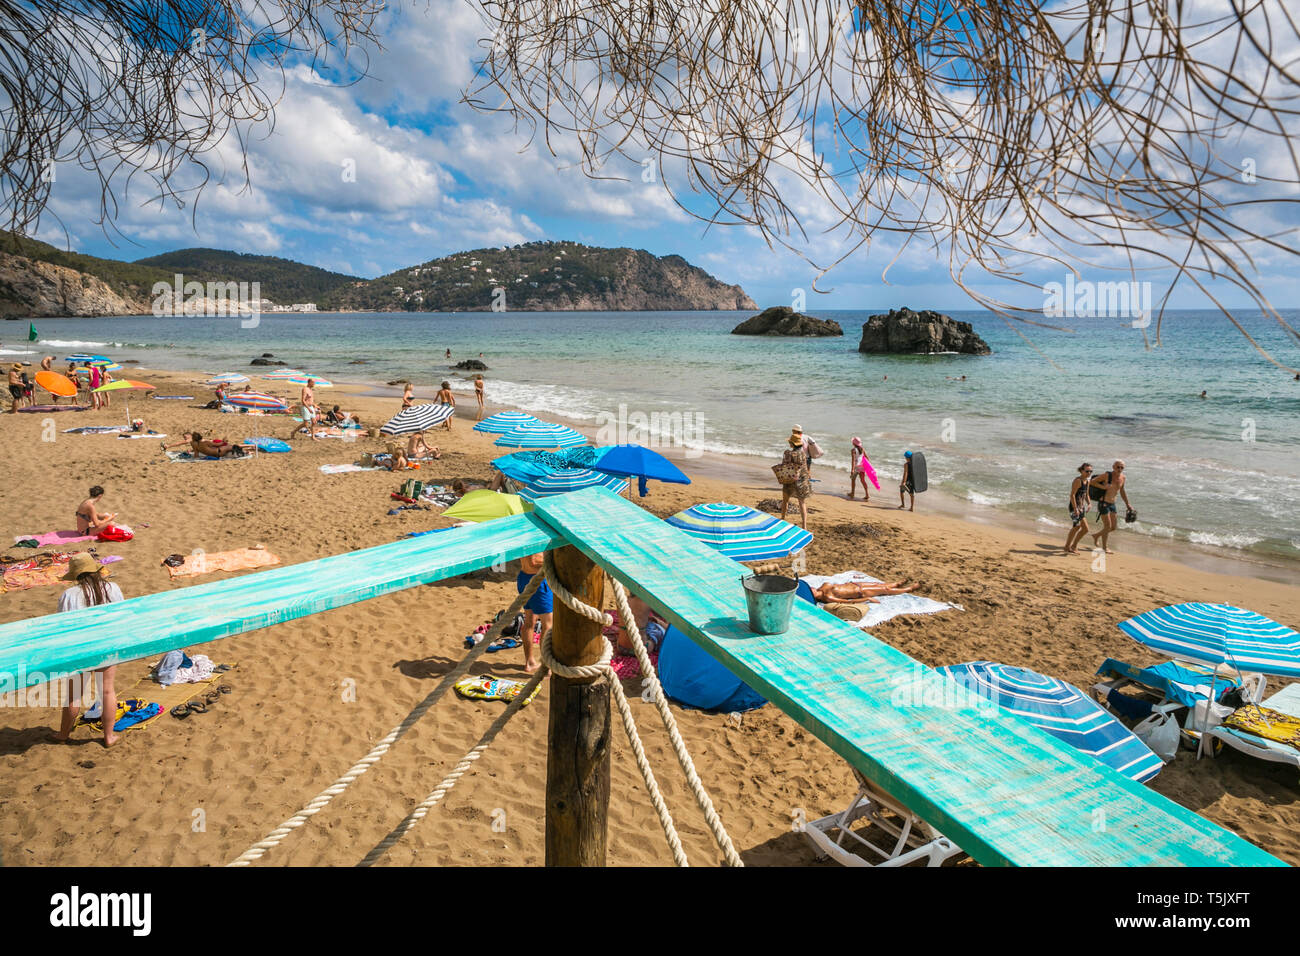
787 431 804 446
60 552 108 581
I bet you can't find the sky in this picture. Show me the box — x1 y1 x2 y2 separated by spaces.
34 0 1300 314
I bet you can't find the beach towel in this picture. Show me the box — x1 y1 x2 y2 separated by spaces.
81 698 164 734
116 431 166 440
1219 707 1300 749
151 395 193 400
63 425 131 434
166 450 247 462
1094 658 1243 708
2 554 118 592
245 437 292 452
319 463 384 474
13 530 96 547
454 675 541 706
164 547 279 578
136 661 235 708
17 404 89 413
799 571 963 628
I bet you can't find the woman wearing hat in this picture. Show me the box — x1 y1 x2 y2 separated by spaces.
53 553 125 747
777 430 812 528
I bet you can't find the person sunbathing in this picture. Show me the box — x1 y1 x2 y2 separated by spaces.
163 431 249 458
75 485 117 535
811 580 918 604
406 432 440 460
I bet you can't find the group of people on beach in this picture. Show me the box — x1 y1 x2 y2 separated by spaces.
774 427 926 526
7 355 114 413
1064 460 1135 554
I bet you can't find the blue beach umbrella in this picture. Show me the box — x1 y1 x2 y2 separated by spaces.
665 502 812 562
494 421 588 449
937 662 1164 783
517 469 629 501
1118 603 1300 679
491 452 557 485
474 411 541 434
589 443 691 497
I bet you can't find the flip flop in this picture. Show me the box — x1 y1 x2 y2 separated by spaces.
170 704 191 719
218 684 231 694
186 699 208 714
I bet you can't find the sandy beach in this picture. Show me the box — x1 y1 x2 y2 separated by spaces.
1 368 1297 867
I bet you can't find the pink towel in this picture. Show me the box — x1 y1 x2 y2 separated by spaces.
15 530 97 547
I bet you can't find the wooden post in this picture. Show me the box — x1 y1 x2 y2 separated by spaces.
545 544 611 866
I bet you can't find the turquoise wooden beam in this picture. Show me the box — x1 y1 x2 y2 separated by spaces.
0 514 563 692
532 488 1282 867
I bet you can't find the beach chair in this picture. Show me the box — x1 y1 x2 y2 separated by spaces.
1091 657 1265 719
1203 683 1300 776
804 768 963 867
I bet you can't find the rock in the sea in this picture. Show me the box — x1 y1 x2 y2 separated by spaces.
858 307 991 355
250 357 287 366
261 353 275 358
453 359 489 370
387 379 410 386
731 306 843 337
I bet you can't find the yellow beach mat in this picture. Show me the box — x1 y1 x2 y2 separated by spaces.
1222 705 1300 749
165 548 279 578
454 675 541 706
82 663 239 732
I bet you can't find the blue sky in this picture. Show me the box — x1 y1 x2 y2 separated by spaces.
37 1 1300 314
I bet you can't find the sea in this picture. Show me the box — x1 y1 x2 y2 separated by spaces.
5 309 1299 578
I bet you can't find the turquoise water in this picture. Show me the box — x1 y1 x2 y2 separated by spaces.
6 309 1299 565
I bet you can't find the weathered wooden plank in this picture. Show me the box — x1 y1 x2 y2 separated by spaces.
0 515 563 690
533 489 1282 867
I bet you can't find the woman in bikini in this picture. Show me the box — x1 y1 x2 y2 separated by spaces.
406 431 440 460
1063 462 1093 554
401 382 415 410
474 374 485 419
76 486 118 535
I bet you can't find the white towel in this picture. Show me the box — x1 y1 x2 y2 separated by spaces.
800 570 962 628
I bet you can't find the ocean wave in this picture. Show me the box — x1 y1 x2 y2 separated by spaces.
1188 531 1265 550
964 490 1004 507
37 339 111 347
1131 523 1177 539
1036 515 1066 528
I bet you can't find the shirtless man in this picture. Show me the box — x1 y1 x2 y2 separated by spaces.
1090 460 1133 553
76 485 118 534
289 379 322 440
7 363 23 413
811 579 918 604
434 381 456 430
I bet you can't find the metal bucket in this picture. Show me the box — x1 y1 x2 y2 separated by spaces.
742 574 799 635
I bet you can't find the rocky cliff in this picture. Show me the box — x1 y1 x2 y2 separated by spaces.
858 307 992 355
731 306 842 336
0 251 146 318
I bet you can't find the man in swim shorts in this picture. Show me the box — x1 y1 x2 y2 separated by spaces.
517 552 553 674
8 363 24 413
1090 460 1133 554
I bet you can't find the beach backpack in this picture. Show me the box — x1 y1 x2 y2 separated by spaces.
97 524 134 542
1088 471 1111 502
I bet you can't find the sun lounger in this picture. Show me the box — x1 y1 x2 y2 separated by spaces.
804 768 964 867
1092 657 1264 716
1204 683 1300 775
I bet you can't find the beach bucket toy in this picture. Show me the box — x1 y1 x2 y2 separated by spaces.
741 574 799 635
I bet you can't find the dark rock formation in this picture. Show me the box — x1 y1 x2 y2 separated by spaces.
250 357 286 366
453 359 488 370
386 379 410 386
261 353 275 358
731 306 843 337
858 307 991 355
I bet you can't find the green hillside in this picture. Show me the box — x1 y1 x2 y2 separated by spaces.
0 232 174 304
134 248 357 304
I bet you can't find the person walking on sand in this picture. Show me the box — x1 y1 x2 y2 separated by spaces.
1063 462 1093 554
434 380 456 430
53 554 127 747
848 436 870 500
777 430 812 528
474 374 485 419
7 363 23 413
1090 460 1133 553
899 451 916 512
289 379 322 440
517 552 553 674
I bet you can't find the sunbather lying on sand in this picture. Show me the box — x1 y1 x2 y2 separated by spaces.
811 580 918 604
163 432 250 458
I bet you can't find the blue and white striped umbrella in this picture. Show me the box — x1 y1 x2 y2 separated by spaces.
474 411 541 434
517 469 628 501
494 421 588 449
1118 603 1300 678
380 403 455 435
937 661 1164 783
665 502 812 561
207 372 250 385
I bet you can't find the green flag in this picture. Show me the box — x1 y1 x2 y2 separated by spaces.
27 322 37 342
